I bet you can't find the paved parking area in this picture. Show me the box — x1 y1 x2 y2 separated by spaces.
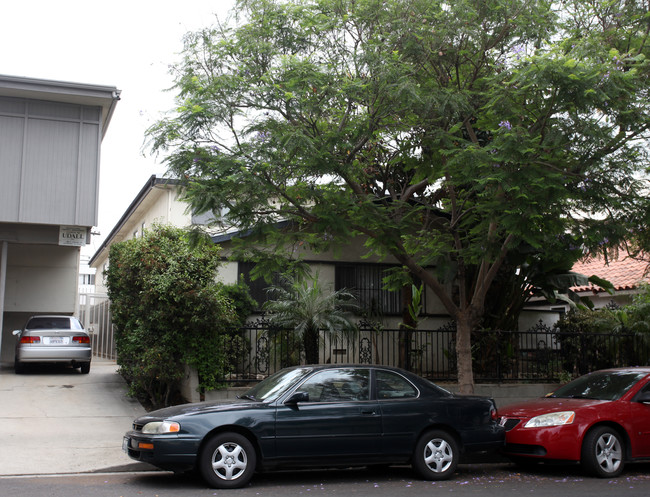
0 358 150 475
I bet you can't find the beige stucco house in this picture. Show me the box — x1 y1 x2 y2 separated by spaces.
89 175 453 330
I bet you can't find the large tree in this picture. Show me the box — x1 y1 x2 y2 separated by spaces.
148 0 650 393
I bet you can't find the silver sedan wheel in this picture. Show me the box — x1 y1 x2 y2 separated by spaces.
211 441 248 481
594 432 622 474
581 426 625 478
423 438 455 473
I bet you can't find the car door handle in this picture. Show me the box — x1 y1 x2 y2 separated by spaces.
361 409 377 415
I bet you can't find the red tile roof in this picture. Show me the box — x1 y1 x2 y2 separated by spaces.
572 254 649 293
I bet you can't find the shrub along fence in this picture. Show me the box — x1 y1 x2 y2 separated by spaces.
221 318 650 385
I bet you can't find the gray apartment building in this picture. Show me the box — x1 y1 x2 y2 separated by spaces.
0 74 119 366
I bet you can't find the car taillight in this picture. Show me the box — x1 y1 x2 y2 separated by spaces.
490 407 498 420
20 336 40 344
73 336 90 344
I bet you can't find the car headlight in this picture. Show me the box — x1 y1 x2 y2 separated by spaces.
141 421 180 434
524 411 575 428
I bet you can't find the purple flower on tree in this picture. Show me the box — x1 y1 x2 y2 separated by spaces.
255 131 272 142
499 120 512 130
511 44 525 61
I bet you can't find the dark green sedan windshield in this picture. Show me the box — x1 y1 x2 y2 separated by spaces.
243 367 312 402
550 371 647 401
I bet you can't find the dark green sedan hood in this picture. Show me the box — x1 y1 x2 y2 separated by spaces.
136 399 262 423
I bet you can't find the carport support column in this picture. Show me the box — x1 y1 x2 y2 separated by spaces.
0 241 8 362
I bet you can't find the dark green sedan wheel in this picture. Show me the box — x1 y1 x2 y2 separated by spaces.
412 429 459 480
199 432 256 489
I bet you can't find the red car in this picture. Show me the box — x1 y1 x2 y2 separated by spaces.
499 367 650 477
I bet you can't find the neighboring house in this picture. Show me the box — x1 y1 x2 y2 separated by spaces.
571 253 649 308
0 75 120 367
78 253 97 305
89 176 452 330
88 176 650 389
518 252 650 332
90 176 194 294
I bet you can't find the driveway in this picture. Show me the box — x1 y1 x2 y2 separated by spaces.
0 357 150 475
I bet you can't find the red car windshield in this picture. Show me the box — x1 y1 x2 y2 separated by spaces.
549 371 647 401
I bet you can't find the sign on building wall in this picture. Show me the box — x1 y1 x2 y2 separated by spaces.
59 226 87 246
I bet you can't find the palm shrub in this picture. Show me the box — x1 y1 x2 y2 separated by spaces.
263 274 359 365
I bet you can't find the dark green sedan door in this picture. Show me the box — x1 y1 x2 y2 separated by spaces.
274 368 381 459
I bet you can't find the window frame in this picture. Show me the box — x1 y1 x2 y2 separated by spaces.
375 369 420 400
293 368 371 403
335 263 403 316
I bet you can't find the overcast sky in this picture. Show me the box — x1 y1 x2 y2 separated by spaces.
1 0 234 257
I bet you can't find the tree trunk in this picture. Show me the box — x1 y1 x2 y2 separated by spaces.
303 327 320 365
455 315 475 394
399 285 414 370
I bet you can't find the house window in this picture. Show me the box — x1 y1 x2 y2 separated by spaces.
238 262 283 309
79 274 95 285
335 264 402 315
192 207 230 226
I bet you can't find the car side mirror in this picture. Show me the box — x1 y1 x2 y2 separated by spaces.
285 391 309 405
12 330 21 337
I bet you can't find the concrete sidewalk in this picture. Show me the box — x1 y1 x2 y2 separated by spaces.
0 357 154 475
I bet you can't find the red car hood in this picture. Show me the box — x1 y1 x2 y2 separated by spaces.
499 397 609 418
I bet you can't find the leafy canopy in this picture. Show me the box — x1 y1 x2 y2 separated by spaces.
148 0 650 391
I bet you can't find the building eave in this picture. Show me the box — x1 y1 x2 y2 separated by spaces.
0 74 121 138
89 176 182 266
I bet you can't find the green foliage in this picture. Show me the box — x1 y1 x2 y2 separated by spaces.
148 0 650 390
263 273 359 364
553 307 619 335
553 306 644 373
400 284 424 331
105 225 238 408
218 281 258 326
632 283 650 306
618 284 650 334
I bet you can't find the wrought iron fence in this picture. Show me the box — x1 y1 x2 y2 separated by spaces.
220 318 650 385
80 296 650 385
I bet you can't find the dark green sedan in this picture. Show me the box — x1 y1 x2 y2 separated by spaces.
123 365 504 488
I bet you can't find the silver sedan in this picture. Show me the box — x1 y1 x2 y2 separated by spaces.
13 315 91 374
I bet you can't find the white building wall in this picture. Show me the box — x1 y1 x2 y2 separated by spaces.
4 243 79 313
217 261 239 285
92 186 193 294
1 242 80 365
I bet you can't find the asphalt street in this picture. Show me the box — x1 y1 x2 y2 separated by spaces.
2 357 650 496
2 463 650 497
